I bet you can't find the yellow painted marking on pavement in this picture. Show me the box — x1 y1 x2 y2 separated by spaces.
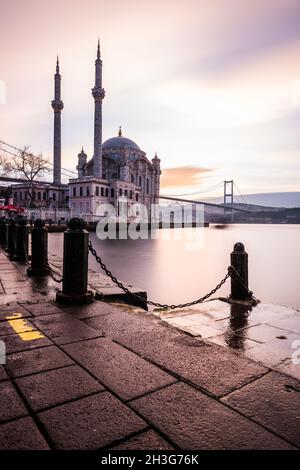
0 312 45 342
18 330 44 341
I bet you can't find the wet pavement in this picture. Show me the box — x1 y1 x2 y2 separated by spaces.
155 300 300 381
0 250 300 449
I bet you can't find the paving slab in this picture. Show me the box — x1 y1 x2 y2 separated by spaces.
0 416 50 450
37 392 147 450
222 371 300 447
276 359 300 381
62 337 177 401
0 381 28 423
1 332 52 354
131 382 295 450
31 312 101 345
208 332 260 353
85 311 267 396
244 332 300 368
266 316 300 335
16 364 104 411
0 317 37 337
0 304 32 322
22 302 66 317
111 430 174 450
6 345 74 378
242 324 298 343
61 300 122 319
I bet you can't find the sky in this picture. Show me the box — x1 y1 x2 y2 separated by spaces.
1 0 300 196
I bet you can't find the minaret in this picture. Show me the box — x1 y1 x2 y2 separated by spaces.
92 39 105 178
51 56 64 185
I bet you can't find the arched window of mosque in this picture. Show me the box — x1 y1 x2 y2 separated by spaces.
131 174 134 183
111 188 115 198
73 187 76 197
105 188 109 197
146 178 149 194
139 176 142 186
86 186 90 197
101 187 104 197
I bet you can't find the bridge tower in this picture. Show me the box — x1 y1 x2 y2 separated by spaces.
224 180 234 222
224 180 233 205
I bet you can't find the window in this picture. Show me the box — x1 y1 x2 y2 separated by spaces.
86 186 90 196
129 190 133 199
101 187 104 197
131 174 134 183
112 173 117 179
80 187 83 197
105 188 109 197
119 188 122 196
111 188 115 198
32 191 36 200
96 186 99 196
19 192 22 200
53 193 56 201
139 176 142 186
146 178 149 194
73 187 76 197
136 193 139 201
38 192 41 200
43 192 46 200
124 189 128 196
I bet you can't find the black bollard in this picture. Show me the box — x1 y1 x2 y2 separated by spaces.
6 219 16 257
13 218 29 262
27 219 50 276
56 218 93 304
0 218 7 247
230 242 249 301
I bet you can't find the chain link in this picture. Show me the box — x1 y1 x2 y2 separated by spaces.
88 240 256 310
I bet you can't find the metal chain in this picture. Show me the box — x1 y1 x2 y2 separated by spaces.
88 240 235 310
47 262 63 283
44 239 63 283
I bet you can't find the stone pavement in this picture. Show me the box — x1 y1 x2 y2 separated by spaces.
154 300 300 381
0 250 299 450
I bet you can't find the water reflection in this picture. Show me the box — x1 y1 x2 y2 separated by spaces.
48 224 300 308
224 304 251 350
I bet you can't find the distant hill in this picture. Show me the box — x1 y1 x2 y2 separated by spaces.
203 192 300 208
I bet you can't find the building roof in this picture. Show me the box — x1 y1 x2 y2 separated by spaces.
102 135 140 151
102 127 140 151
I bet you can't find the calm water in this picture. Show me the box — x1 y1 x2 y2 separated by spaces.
48 224 300 309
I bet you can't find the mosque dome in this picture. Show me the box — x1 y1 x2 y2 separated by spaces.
102 127 140 151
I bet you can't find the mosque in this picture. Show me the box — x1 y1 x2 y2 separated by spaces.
12 41 161 220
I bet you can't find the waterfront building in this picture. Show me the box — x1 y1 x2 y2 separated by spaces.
13 41 161 220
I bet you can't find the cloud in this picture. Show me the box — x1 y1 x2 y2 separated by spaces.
161 166 213 190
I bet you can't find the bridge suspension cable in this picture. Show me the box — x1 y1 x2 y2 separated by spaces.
161 181 224 198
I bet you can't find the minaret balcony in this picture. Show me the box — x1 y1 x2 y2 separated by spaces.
92 87 105 101
51 99 64 111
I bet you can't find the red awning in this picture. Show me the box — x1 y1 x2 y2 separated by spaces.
0 204 25 213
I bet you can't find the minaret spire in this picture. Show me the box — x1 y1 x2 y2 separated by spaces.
97 39 100 59
51 56 64 185
92 39 105 178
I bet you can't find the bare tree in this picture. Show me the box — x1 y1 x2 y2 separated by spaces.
0 146 50 207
